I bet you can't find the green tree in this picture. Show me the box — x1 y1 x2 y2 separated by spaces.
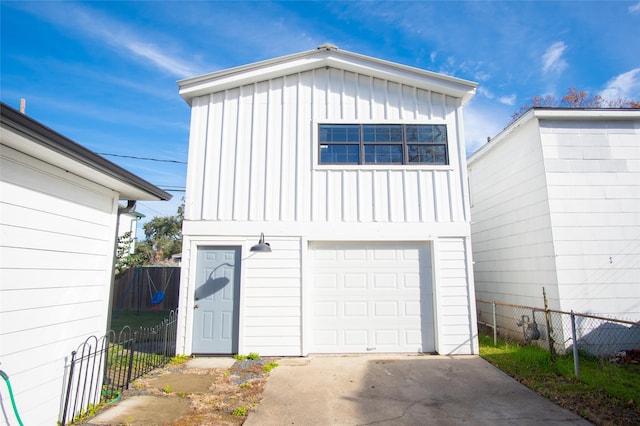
135 202 184 265
115 231 145 277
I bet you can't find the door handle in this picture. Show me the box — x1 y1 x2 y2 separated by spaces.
194 304 199 309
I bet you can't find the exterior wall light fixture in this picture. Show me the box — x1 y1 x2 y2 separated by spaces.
250 233 271 252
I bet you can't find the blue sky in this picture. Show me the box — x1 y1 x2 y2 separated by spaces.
2 1 640 230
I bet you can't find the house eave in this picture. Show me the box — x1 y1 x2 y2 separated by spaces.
178 47 477 105
0 102 172 202
468 107 640 165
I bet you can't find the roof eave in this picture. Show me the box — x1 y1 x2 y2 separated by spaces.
178 47 477 105
531 107 640 120
0 102 172 202
468 107 640 164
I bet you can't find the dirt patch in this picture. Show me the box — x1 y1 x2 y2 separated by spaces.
87 395 191 426
145 371 219 394
88 358 277 426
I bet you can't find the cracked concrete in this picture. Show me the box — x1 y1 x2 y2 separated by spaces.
244 354 591 426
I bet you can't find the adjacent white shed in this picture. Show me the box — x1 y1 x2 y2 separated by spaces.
0 102 171 425
176 45 478 357
468 108 640 320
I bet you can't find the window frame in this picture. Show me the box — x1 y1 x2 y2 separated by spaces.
317 123 449 166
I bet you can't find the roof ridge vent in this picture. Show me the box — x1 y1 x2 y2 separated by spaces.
317 43 339 51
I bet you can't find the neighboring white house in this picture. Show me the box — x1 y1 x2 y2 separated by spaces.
175 45 479 357
0 102 171 425
117 210 145 254
468 108 640 325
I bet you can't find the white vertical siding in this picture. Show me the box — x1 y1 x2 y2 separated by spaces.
0 147 117 425
540 119 640 319
180 62 476 356
185 67 466 225
469 118 560 308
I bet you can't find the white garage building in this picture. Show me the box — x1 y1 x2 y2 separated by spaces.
175 45 478 356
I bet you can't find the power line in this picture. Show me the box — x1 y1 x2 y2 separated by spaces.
98 152 187 164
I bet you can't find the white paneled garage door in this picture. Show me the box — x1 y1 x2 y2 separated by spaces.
309 242 434 353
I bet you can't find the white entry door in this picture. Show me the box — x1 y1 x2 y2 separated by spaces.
309 242 434 353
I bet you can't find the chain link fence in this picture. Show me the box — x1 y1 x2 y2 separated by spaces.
477 299 640 365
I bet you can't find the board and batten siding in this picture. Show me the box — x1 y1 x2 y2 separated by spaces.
0 146 118 425
184 67 468 226
178 61 477 356
540 118 640 319
469 118 560 309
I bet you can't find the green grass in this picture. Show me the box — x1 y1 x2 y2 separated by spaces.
106 343 148 367
554 351 640 406
479 334 640 422
109 310 172 332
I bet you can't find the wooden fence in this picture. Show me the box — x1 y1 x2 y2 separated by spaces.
113 267 180 312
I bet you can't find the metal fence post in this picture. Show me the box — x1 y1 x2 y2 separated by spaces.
61 351 77 426
125 337 135 390
571 310 580 378
543 287 557 361
492 301 497 346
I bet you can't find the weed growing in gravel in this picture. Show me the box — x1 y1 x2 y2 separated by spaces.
234 352 261 361
232 407 247 416
163 384 173 394
262 362 279 373
170 354 191 365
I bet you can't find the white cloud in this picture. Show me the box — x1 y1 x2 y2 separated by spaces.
474 71 491 82
477 87 494 100
630 2 640 13
542 41 568 74
126 41 198 78
21 3 202 77
430 51 437 63
600 68 640 100
498 94 517 106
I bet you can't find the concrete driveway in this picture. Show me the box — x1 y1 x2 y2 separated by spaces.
244 354 590 426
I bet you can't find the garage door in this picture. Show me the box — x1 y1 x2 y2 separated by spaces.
309 242 434 353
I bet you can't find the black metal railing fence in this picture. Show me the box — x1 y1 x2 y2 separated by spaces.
60 310 178 425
